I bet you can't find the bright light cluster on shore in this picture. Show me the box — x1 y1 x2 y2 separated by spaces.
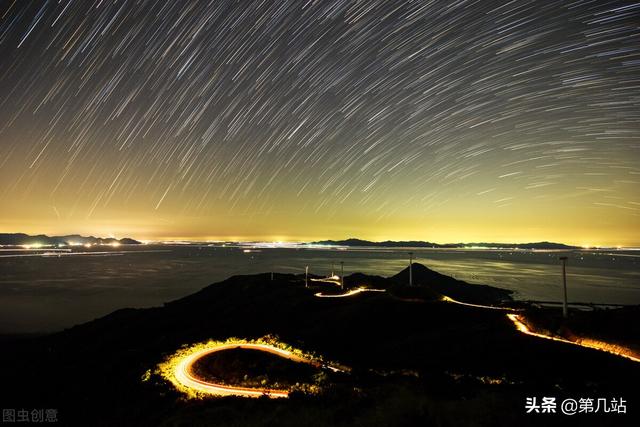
156 336 347 399
20 243 44 249
17 241 123 249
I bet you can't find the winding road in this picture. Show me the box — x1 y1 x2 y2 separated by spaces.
314 287 386 298
174 343 322 398
312 282 639 364
169 341 348 398
444 296 640 363
507 313 640 363
164 278 638 399
441 295 519 311
310 275 341 286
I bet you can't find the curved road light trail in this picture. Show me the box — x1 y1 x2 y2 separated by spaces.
311 279 638 364
314 287 386 298
310 275 341 286
507 314 640 363
162 340 349 399
174 343 318 398
430 294 637 363
441 295 521 311
314 283 636 363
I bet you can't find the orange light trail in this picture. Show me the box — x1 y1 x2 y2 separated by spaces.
158 338 347 399
441 295 519 311
175 343 311 398
507 314 640 363
310 275 341 286
314 287 386 298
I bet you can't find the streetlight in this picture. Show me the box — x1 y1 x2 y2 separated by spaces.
340 261 344 290
559 256 568 318
305 265 309 288
408 252 414 286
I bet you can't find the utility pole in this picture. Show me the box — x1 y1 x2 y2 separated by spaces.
305 265 309 288
340 261 344 290
331 262 335 277
408 252 414 286
559 256 568 318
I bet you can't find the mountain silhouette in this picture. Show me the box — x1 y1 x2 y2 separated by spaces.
311 238 578 250
0 233 140 246
392 262 512 304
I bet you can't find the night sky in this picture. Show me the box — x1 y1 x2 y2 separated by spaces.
0 1 638 245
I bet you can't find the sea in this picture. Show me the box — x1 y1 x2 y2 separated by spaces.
1 244 638 333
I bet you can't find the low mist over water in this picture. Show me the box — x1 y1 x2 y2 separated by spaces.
1 244 638 333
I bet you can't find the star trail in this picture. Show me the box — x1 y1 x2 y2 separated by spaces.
0 0 638 245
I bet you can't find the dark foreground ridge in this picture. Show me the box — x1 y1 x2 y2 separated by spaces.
1 264 638 427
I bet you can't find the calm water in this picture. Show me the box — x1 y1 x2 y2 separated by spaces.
0 245 638 333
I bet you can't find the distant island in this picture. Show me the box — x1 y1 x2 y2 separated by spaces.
309 238 578 250
0 233 141 246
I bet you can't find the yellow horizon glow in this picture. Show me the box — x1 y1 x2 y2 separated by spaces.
0 225 636 248
1 186 638 247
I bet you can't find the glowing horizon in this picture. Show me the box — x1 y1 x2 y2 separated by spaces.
1 223 636 248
